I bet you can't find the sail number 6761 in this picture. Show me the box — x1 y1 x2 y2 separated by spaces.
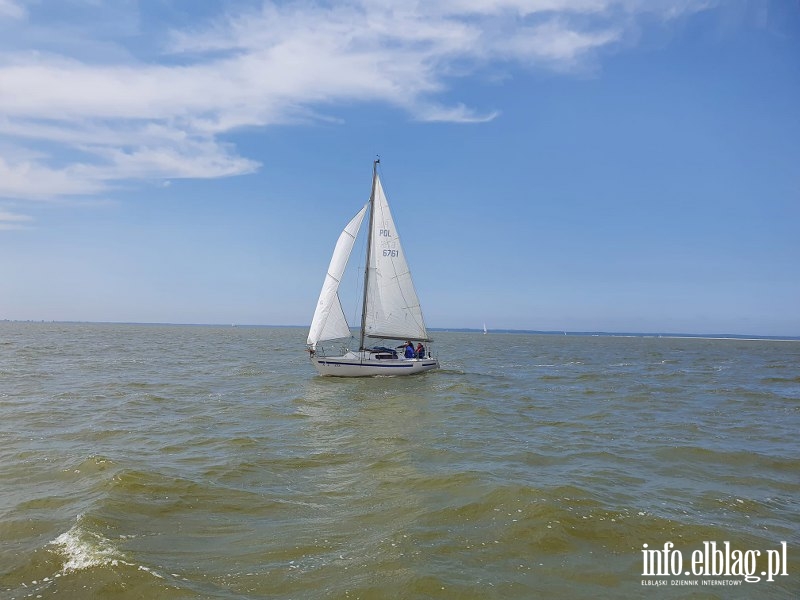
383 249 399 257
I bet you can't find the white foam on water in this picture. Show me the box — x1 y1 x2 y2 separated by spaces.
0 517 184 600
45 515 178 586
48 515 124 573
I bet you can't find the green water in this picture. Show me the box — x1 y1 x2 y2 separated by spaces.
1 322 798 598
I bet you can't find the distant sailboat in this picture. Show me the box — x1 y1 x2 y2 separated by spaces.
306 159 439 377
483 323 487 335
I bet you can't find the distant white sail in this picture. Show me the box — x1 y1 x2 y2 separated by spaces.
307 204 368 348
363 175 429 342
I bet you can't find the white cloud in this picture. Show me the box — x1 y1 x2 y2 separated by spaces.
0 155 107 200
414 103 501 124
0 206 33 230
0 0 25 20
0 0 713 204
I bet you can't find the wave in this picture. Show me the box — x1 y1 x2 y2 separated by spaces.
49 514 128 573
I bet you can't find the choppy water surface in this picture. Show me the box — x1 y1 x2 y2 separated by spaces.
1 323 798 599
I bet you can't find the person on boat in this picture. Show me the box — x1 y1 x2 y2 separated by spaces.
404 341 415 359
415 343 425 359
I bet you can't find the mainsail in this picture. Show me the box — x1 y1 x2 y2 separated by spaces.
307 203 368 348
363 175 429 342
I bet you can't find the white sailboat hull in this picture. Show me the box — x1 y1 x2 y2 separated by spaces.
310 351 439 377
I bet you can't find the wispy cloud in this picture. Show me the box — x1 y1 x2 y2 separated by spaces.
0 0 25 20
0 0 712 205
0 207 33 230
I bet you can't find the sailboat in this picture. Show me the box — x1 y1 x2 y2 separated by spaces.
306 159 440 377
483 323 488 335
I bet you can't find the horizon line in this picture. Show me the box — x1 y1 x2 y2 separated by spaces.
3 319 798 341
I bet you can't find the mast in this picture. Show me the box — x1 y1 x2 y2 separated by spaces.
359 158 379 350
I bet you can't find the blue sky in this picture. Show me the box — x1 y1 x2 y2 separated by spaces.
0 0 798 336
